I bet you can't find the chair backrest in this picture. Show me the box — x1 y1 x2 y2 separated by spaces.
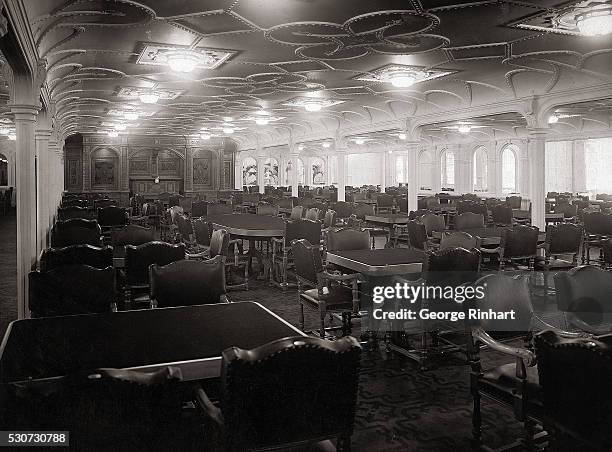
354 203 375 220
193 219 213 247
292 239 324 285
406 220 428 250
111 224 155 247
467 273 534 333
39 245 113 272
168 195 181 207
500 225 539 259
534 330 612 450
150 255 226 308
209 229 230 258
397 197 408 213
179 197 192 213
124 242 185 286
439 231 480 250
408 209 431 220
420 213 445 235
290 205 304 220
191 200 207 217
454 212 485 230
331 201 353 219
219 336 361 451
326 228 370 252
94 199 113 210
58 206 91 221
176 215 193 240
583 212 612 235
424 196 440 209
377 194 393 208
61 199 88 208
545 223 582 256
285 219 322 245
97 206 128 227
554 265 612 314
207 202 233 215
256 203 279 216
50 219 102 248
323 209 336 228
29 265 115 317
553 202 578 218
505 195 522 209
491 204 513 225
304 207 320 221
422 247 481 286
456 201 486 216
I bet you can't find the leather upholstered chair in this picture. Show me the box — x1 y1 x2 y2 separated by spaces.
123 241 186 303
29 265 116 317
50 219 102 248
491 204 513 226
110 224 155 258
465 274 582 451
330 201 354 223
175 214 197 250
351 203 389 248
481 225 540 270
39 244 113 272
454 212 485 230
192 218 213 254
271 219 321 288
376 194 394 213
196 336 361 451
326 227 371 269
289 205 304 220
506 195 522 209
205 228 249 291
255 203 279 216
534 330 612 451
97 206 129 236
420 213 446 236
535 223 582 293
582 212 612 264
304 207 320 221
554 265 612 334
456 201 487 217
293 239 360 337
150 255 227 308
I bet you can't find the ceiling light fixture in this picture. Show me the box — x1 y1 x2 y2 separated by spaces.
124 111 139 121
355 138 365 145
8 133 16 141
139 92 160 104
223 117 233 122
388 71 418 88
388 150 393 154
114 123 127 131
108 131 119 138
0 128 10 135
548 114 559 124
458 124 471 134
576 8 612 36
223 127 234 134
304 101 323 112
322 142 331 148
255 118 269 126
200 133 211 140
298 144 304 151
398 133 407 140
165 50 202 73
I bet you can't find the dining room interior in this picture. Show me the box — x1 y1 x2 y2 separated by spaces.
1 0 612 451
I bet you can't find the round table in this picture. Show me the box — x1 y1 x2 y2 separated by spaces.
206 213 285 279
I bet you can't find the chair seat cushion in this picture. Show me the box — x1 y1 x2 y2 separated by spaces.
481 363 541 401
301 285 355 311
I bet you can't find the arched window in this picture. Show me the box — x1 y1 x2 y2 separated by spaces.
472 146 488 192
395 154 405 184
501 144 518 193
311 157 325 185
440 149 455 190
418 150 433 191
242 157 257 186
263 158 278 186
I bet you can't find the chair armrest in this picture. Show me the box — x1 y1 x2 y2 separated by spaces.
186 251 210 259
195 387 224 426
479 247 501 254
472 327 536 366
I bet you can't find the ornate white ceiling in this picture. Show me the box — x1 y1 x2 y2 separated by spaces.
20 0 612 149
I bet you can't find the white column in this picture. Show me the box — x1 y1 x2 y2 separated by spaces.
12 104 40 319
256 152 265 194
528 135 546 230
336 149 346 201
35 126 51 253
234 160 242 190
407 144 418 212
573 140 586 193
290 153 299 197
380 151 387 193
305 156 312 187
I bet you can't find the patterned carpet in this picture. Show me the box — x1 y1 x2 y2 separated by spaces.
0 217 553 451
